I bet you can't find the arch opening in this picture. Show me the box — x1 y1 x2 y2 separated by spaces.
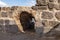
20 11 35 32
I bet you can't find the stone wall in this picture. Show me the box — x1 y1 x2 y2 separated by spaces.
32 0 60 34
0 6 36 33
0 0 60 35
32 0 60 10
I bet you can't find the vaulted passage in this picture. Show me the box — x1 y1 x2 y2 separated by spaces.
20 11 35 32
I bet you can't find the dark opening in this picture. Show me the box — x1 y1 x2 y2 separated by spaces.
20 11 35 32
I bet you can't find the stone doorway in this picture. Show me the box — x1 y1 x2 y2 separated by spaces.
20 11 35 32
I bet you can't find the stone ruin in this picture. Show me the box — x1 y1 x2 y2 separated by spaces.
0 6 36 33
0 0 60 35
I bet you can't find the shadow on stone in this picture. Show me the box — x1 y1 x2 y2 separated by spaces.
20 11 35 32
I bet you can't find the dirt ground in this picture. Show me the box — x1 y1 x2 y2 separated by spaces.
0 31 60 40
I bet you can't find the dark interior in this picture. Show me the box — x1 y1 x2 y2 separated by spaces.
20 11 35 32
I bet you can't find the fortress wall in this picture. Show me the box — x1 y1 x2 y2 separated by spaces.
0 0 60 34
0 6 36 33
32 0 60 34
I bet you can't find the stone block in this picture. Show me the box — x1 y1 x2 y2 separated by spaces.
0 19 4 25
35 21 44 35
48 2 54 9
9 20 16 25
54 4 60 10
55 12 60 21
49 0 54 2
1 7 5 10
44 21 59 33
11 6 18 11
35 4 39 6
5 25 18 33
42 20 59 33
36 0 47 6
49 21 59 27
32 6 47 10
32 6 38 10
35 27 44 35
35 20 57 34
8 11 13 18
1 12 8 17
5 20 9 25
41 11 53 19
42 20 59 27
0 25 3 31
38 6 47 10
0 25 6 32
42 20 49 27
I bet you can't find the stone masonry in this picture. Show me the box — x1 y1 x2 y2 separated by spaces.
32 0 60 34
0 6 36 33
0 0 60 35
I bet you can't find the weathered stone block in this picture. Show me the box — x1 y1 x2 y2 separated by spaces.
35 21 44 35
32 6 38 10
55 12 60 21
5 25 18 33
42 20 59 28
38 6 47 10
48 2 54 9
11 6 18 11
49 0 54 2
42 20 59 33
9 20 16 25
8 11 13 18
5 7 10 11
5 20 9 25
44 21 59 33
36 0 47 6
42 20 49 27
1 7 5 10
0 25 6 32
0 25 3 31
35 20 58 34
41 11 53 19
54 4 60 10
35 27 44 35
1 12 8 17
35 4 39 6
49 21 59 27
32 6 47 10
0 19 4 25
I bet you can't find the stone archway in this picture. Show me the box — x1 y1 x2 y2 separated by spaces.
20 11 35 32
